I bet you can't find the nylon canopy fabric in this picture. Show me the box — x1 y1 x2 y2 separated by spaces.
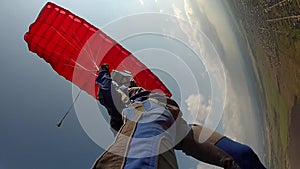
24 2 172 98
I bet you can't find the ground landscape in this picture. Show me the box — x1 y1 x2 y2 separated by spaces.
224 0 300 168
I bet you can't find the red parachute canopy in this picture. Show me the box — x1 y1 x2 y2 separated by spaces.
24 2 171 98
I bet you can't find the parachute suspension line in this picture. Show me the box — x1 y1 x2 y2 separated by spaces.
50 26 81 52
84 41 99 71
94 33 105 69
70 59 97 76
51 26 99 72
56 89 82 127
64 63 96 76
76 34 99 71
66 29 99 72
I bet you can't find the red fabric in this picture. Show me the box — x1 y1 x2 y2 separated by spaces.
24 2 172 98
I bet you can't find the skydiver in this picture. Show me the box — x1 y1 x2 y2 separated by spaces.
92 64 267 169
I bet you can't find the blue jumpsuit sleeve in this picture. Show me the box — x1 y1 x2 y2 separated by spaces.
96 70 125 133
215 137 266 169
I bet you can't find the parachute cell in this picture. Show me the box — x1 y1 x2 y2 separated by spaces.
24 2 172 98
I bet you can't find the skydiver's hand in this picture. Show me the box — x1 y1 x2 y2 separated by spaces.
100 64 110 72
96 64 110 84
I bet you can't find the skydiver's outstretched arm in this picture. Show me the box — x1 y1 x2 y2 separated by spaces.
176 122 266 169
174 119 240 169
96 65 125 134
215 136 267 169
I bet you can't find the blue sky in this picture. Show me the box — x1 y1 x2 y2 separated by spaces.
0 0 267 168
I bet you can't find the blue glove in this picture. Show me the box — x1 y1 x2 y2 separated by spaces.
96 64 111 90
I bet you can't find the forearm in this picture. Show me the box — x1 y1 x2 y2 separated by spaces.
215 137 266 169
98 89 123 132
175 121 238 168
96 70 124 133
176 122 266 169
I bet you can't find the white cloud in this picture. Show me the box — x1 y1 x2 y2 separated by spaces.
170 0 263 167
138 0 144 6
171 4 184 20
183 0 194 26
184 73 246 141
172 0 249 142
222 75 244 140
185 94 211 124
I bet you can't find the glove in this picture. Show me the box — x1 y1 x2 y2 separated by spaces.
96 64 110 85
100 64 109 72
